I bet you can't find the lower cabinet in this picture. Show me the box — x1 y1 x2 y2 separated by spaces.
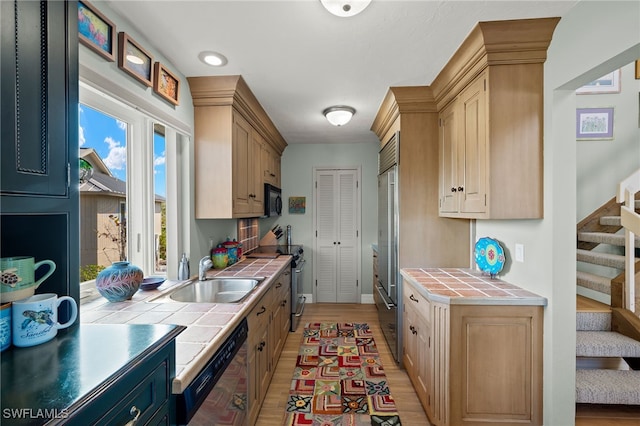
402 286 430 415
403 278 544 426
247 267 291 425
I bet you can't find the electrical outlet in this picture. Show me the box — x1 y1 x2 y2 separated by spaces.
515 243 524 263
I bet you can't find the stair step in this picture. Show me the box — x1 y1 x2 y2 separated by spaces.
577 271 612 295
600 216 622 226
578 232 640 248
577 331 640 357
576 369 640 405
577 249 628 269
577 311 611 331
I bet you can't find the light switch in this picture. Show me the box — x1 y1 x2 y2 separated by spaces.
515 243 524 263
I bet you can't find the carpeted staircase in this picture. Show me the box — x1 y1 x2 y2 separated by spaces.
577 198 640 304
576 197 640 408
576 299 640 405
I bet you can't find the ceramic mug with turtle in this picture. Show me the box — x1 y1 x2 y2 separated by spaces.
11 293 77 347
0 256 56 303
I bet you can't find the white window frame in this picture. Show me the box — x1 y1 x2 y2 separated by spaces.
79 83 184 279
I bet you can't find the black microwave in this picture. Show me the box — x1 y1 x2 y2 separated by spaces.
264 184 282 217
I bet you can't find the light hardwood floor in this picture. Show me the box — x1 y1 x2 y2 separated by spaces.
255 303 431 425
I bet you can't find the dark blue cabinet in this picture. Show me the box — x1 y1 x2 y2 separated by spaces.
0 0 79 315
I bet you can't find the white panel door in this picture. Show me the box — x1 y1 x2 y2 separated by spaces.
313 168 360 303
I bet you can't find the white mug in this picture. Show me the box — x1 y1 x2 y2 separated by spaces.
11 293 78 347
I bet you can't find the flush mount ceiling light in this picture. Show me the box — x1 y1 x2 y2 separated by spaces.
198 51 228 67
323 106 356 126
320 0 372 17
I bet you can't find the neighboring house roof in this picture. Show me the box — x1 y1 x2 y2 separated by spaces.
79 148 165 202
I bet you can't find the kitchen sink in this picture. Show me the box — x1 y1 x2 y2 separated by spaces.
149 277 264 304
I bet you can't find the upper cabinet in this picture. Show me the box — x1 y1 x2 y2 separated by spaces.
188 76 287 219
432 18 560 219
0 0 80 317
371 87 470 269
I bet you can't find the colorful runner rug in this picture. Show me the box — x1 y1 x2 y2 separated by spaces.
283 322 402 425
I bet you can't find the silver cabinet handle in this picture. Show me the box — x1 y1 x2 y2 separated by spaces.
124 406 140 426
376 285 394 310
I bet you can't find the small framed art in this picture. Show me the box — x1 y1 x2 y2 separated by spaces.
576 70 621 94
118 32 153 87
153 62 180 106
78 0 116 61
289 197 306 214
576 107 614 140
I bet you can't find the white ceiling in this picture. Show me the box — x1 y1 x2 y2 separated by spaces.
105 0 578 145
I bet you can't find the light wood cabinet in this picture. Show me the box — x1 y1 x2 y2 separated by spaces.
261 141 281 187
247 286 272 425
432 18 560 219
402 288 430 413
247 266 291 425
371 87 470 271
438 72 487 216
403 277 544 426
188 76 287 219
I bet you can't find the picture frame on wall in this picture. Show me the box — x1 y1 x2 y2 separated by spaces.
117 32 153 87
576 70 621 94
153 63 180 106
636 60 640 80
78 0 116 61
289 197 306 214
576 107 614 140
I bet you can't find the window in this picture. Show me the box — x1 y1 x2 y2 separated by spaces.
79 84 173 281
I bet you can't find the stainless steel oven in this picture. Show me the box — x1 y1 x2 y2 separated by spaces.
176 318 248 425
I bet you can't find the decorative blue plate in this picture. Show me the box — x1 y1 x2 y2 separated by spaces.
140 277 165 291
474 237 505 278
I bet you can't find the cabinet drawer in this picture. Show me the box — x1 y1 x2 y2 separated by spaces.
404 285 429 318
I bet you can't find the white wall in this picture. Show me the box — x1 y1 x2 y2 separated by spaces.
278 143 379 296
475 1 640 424
576 62 640 220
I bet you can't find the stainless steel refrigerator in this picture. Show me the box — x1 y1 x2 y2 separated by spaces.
375 131 401 362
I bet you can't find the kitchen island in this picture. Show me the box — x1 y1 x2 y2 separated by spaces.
400 268 546 426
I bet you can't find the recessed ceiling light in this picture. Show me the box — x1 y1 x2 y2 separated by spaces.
320 0 372 17
198 51 228 67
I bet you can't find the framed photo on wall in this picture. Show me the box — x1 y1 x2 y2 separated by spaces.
153 62 180 106
117 32 153 87
78 0 116 61
576 107 614 140
576 70 621 94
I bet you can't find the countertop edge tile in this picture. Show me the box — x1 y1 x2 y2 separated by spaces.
400 268 548 306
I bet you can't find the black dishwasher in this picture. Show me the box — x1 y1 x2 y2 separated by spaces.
176 318 248 425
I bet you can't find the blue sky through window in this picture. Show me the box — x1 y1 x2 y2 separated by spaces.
79 104 166 197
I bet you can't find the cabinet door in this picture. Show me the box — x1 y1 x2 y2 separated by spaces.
249 130 264 215
402 297 417 378
1 0 73 196
459 73 487 214
439 101 458 213
232 113 252 215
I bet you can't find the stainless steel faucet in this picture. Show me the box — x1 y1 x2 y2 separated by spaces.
198 256 213 281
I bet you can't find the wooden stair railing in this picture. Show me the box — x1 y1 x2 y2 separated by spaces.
617 169 640 312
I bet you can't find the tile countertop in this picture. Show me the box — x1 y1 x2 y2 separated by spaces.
400 268 547 306
80 256 291 394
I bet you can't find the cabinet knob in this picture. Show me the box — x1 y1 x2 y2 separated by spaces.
458 186 464 192
451 187 457 192
276 283 282 288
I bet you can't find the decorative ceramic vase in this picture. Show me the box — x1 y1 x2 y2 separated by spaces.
212 246 228 269
96 261 143 302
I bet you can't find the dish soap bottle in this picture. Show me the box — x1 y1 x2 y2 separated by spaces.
178 253 190 280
